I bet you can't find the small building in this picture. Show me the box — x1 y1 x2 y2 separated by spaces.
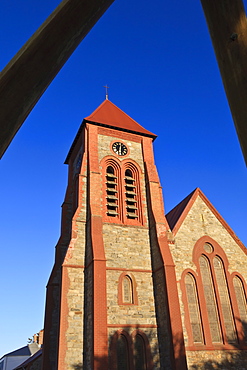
13 349 42 370
0 343 39 370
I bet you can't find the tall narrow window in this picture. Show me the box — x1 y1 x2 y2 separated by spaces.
213 256 237 343
118 273 137 306
199 255 222 343
233 276 247 341
125 169 138 219
184 238 247 348
117 334 129 370
106 166 119 217
134 334 147 370
123 275 133 304
185 273 204 344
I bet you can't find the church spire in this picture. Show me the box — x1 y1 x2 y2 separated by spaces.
104 84 109 100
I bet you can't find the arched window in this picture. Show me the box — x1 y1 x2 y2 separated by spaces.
106 165 119 218
102 158 143 225
117 334 130 370
183 237 247 349
134 334 147 370
213 256 236 343
122 275 133 304
125 169 138 219
199 255 222 343
118 272 138 306
233 276 247 342
123 163 142 224
185 273 203 344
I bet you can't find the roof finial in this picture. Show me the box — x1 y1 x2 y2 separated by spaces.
104 84 109 100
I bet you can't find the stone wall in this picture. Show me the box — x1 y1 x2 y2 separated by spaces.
60 147 88 369
99 132 162 367
170 194 247 369
30 354 42 370
98 134 145 171
187 349 247 369
170 196 247 280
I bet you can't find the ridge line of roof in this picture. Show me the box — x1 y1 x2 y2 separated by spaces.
166 188 246 254
84 99 156 137
84 119 157 138
166 188 198 231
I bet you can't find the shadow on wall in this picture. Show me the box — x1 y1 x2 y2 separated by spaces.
72 325 160 369
71 321 247 369
72 365 83 370
190 320 247 370
72 352 108 369
190 351 247 370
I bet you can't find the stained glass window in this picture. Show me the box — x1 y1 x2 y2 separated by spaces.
199 255 222 343
185 273 204 343
213 256 237 343
233 276 247 342
123 275 133 304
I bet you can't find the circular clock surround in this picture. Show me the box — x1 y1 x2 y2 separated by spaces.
112 141 128 156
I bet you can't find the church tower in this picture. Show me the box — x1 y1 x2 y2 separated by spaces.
42 100 188 370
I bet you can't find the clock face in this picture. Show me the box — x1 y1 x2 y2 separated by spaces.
112 142 128 156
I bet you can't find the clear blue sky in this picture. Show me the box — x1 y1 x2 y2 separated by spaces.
0 0 246 357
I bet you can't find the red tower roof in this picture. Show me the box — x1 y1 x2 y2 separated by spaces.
65 100 157 163
85 99 156 138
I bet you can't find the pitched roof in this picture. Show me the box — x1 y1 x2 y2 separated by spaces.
65 99 157 163
166 188 197 231
13 348 42 370
84 99 156 138
1 345 31 358
166 188 246 254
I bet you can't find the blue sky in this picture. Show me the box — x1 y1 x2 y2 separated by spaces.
0 0 246 357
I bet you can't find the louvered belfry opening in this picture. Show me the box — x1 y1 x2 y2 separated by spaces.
103 159 142 225
125 169 138 219
106 165 119 217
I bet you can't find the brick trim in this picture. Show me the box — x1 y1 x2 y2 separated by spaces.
97 126 145 143
57 266 69 370
107 267 152 273
87 124 108 368
107 324 158 328
142 136 187 370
